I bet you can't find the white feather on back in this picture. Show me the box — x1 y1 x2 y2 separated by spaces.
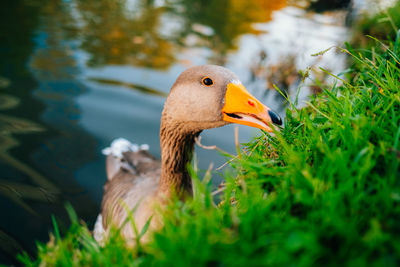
102 138 149 158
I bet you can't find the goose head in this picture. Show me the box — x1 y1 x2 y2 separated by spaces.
162 65 282 133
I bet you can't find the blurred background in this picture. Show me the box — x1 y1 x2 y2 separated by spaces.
0 0 398 264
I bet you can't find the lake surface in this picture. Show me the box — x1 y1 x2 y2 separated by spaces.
0 0 350 264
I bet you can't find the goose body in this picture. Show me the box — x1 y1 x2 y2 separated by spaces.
94 65 282 244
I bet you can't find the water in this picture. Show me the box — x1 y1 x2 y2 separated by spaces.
0 0 350 264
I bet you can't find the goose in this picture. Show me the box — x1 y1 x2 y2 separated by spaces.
93 65 282 244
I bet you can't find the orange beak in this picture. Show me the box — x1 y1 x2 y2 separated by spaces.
222 82 282 132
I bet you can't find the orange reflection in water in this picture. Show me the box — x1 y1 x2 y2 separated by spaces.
34 0 287 69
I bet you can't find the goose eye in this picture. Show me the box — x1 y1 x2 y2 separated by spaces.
201 77 214 86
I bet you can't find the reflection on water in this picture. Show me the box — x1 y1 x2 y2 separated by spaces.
77 0 176 68
65 0 287 67
0 0 351 264
88 77 168 96
0 85 58 215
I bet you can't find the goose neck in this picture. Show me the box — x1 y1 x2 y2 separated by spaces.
159 122 200 196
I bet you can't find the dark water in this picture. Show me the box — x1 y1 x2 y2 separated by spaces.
0 0 350 264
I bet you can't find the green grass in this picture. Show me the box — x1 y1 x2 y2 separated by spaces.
19 31 400 267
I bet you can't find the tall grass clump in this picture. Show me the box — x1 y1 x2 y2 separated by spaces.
20 34 400 266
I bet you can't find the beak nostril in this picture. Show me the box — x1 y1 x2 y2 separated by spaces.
268 110 282 125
